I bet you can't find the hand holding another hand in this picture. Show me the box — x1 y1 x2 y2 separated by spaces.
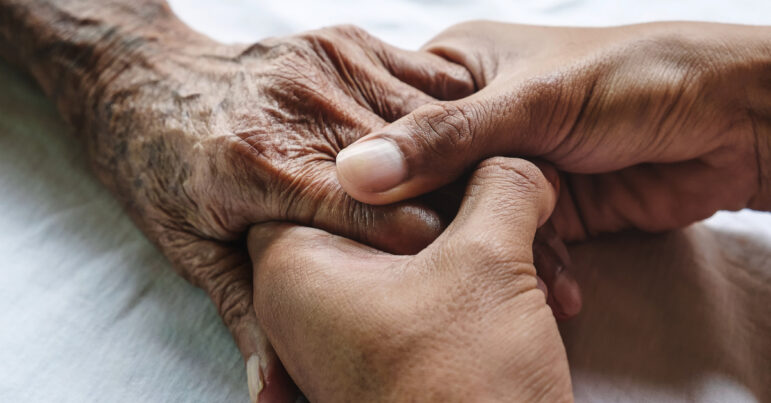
337 21 771 240
250 157 572 402
1 3 474 397
8 4 580 398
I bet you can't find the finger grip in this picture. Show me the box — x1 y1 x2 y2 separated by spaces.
336 97 498 205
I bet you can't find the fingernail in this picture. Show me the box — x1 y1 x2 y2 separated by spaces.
246 355 264 403
553 273 582 318
336 138 407 193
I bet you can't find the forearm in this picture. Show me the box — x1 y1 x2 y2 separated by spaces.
2 1 159 129
0 0 222 134
0 0 228 218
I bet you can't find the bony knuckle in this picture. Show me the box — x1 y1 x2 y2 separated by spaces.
296 28 341 54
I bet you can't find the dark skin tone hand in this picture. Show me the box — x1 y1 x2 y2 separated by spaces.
0 1 478 400
0 2 582 401
337 21 771 240
250 157 573 402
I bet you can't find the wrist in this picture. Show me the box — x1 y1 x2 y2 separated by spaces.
621 22 771 210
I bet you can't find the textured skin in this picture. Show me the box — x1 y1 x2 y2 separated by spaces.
341 21 771 240
0 0 476 399
250 158 574 403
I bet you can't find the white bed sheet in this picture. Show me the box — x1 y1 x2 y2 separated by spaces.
1 1 769 402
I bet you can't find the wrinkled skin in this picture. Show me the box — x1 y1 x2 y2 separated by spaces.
336 21 771 240
0 1 483 399
102 24 476 400
250 157 573 402
0 1 585 400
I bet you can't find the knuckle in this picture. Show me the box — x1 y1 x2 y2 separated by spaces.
452 19 494 32
296 29 338 56
276 163 376 245
280 163 339 221
411 102 476 156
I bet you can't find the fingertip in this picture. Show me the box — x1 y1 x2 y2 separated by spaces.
524 161 559 228
248 353 303 403
533 223 581 319
425 56 476 100
553 272 582 319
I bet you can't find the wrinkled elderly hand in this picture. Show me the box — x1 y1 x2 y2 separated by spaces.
337 21 771 240
1 1 474 400
250 157 573 402
102 25 473 400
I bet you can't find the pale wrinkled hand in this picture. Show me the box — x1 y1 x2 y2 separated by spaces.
249 157 573 402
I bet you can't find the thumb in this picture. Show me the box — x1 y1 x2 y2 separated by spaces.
335 91 552 205
429 157 558 301
419 157 573 401
442 156 557 259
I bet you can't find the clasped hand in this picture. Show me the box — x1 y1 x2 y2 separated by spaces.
250 158 571 402
255 21 769 402
11 3 768 400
